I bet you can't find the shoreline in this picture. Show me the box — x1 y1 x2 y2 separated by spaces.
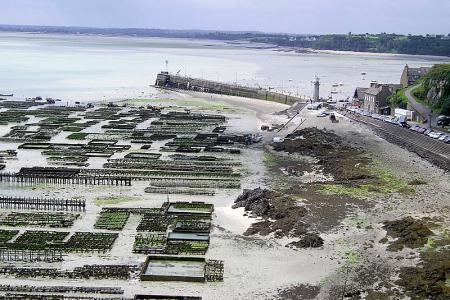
1 30 449 60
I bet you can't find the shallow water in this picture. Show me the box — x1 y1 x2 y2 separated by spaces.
1 32 449 103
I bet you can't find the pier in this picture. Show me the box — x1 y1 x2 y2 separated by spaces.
155 72 304 105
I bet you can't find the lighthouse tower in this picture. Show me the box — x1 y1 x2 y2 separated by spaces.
313 76 320 102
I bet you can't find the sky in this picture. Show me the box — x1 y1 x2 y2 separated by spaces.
1 0 449 35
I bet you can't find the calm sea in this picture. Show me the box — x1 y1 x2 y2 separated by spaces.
0 32 448 103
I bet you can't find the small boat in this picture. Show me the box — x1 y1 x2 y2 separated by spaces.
361 72 367 75
0 93 13 97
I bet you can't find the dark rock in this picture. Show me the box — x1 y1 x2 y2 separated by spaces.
287 233 324 249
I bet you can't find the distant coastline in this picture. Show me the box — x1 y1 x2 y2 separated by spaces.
0 24 449 57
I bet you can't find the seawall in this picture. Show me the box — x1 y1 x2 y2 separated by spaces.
155 72 304 105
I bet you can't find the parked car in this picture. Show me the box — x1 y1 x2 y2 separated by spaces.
424 129 433 135
385 117 398 124
429 132 443 139
438 134 448 141
415 127 427 134
437 115 450 126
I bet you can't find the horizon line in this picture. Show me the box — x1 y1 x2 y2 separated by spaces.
0 24 447 37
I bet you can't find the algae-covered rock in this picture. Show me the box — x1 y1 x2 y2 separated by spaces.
382 217 433 251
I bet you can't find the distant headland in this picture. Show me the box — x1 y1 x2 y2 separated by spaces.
0 24 449 57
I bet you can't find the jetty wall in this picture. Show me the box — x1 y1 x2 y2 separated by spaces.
155 72 304 105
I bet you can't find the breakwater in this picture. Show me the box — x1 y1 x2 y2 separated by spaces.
155 72 304 105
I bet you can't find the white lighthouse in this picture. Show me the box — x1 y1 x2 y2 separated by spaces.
313 76 320 102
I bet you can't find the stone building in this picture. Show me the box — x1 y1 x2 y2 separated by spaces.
363 83 394 114
352 87 367 108
400 64 431 88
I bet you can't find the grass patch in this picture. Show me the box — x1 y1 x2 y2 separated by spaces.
367 162 415 195
345 250 360 266
319 161 414 199
389 88 409 108
94 195 141 206
263 151 279 168
423 237 436 250
411 84 433 109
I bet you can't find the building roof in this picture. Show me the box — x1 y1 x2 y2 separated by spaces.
407 66 431 82
408 67 431 77
365 86 383 96
354 87 367 100
387 84 402 92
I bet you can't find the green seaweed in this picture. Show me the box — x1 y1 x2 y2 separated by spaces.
94 195 141 206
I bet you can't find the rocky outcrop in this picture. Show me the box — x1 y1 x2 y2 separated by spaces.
417 64 450 115
426 79 448 104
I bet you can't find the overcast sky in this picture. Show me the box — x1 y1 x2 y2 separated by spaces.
1 0 449 35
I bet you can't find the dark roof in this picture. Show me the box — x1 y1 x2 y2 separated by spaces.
354 87 367 100
407 67 431 82
409 67 431 76
387 84 402 92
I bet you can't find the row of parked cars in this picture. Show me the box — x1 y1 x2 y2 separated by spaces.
347 107 450 144
347 108 408 127
409 125 450 143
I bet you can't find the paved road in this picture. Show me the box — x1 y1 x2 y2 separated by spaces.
404 84 435 127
